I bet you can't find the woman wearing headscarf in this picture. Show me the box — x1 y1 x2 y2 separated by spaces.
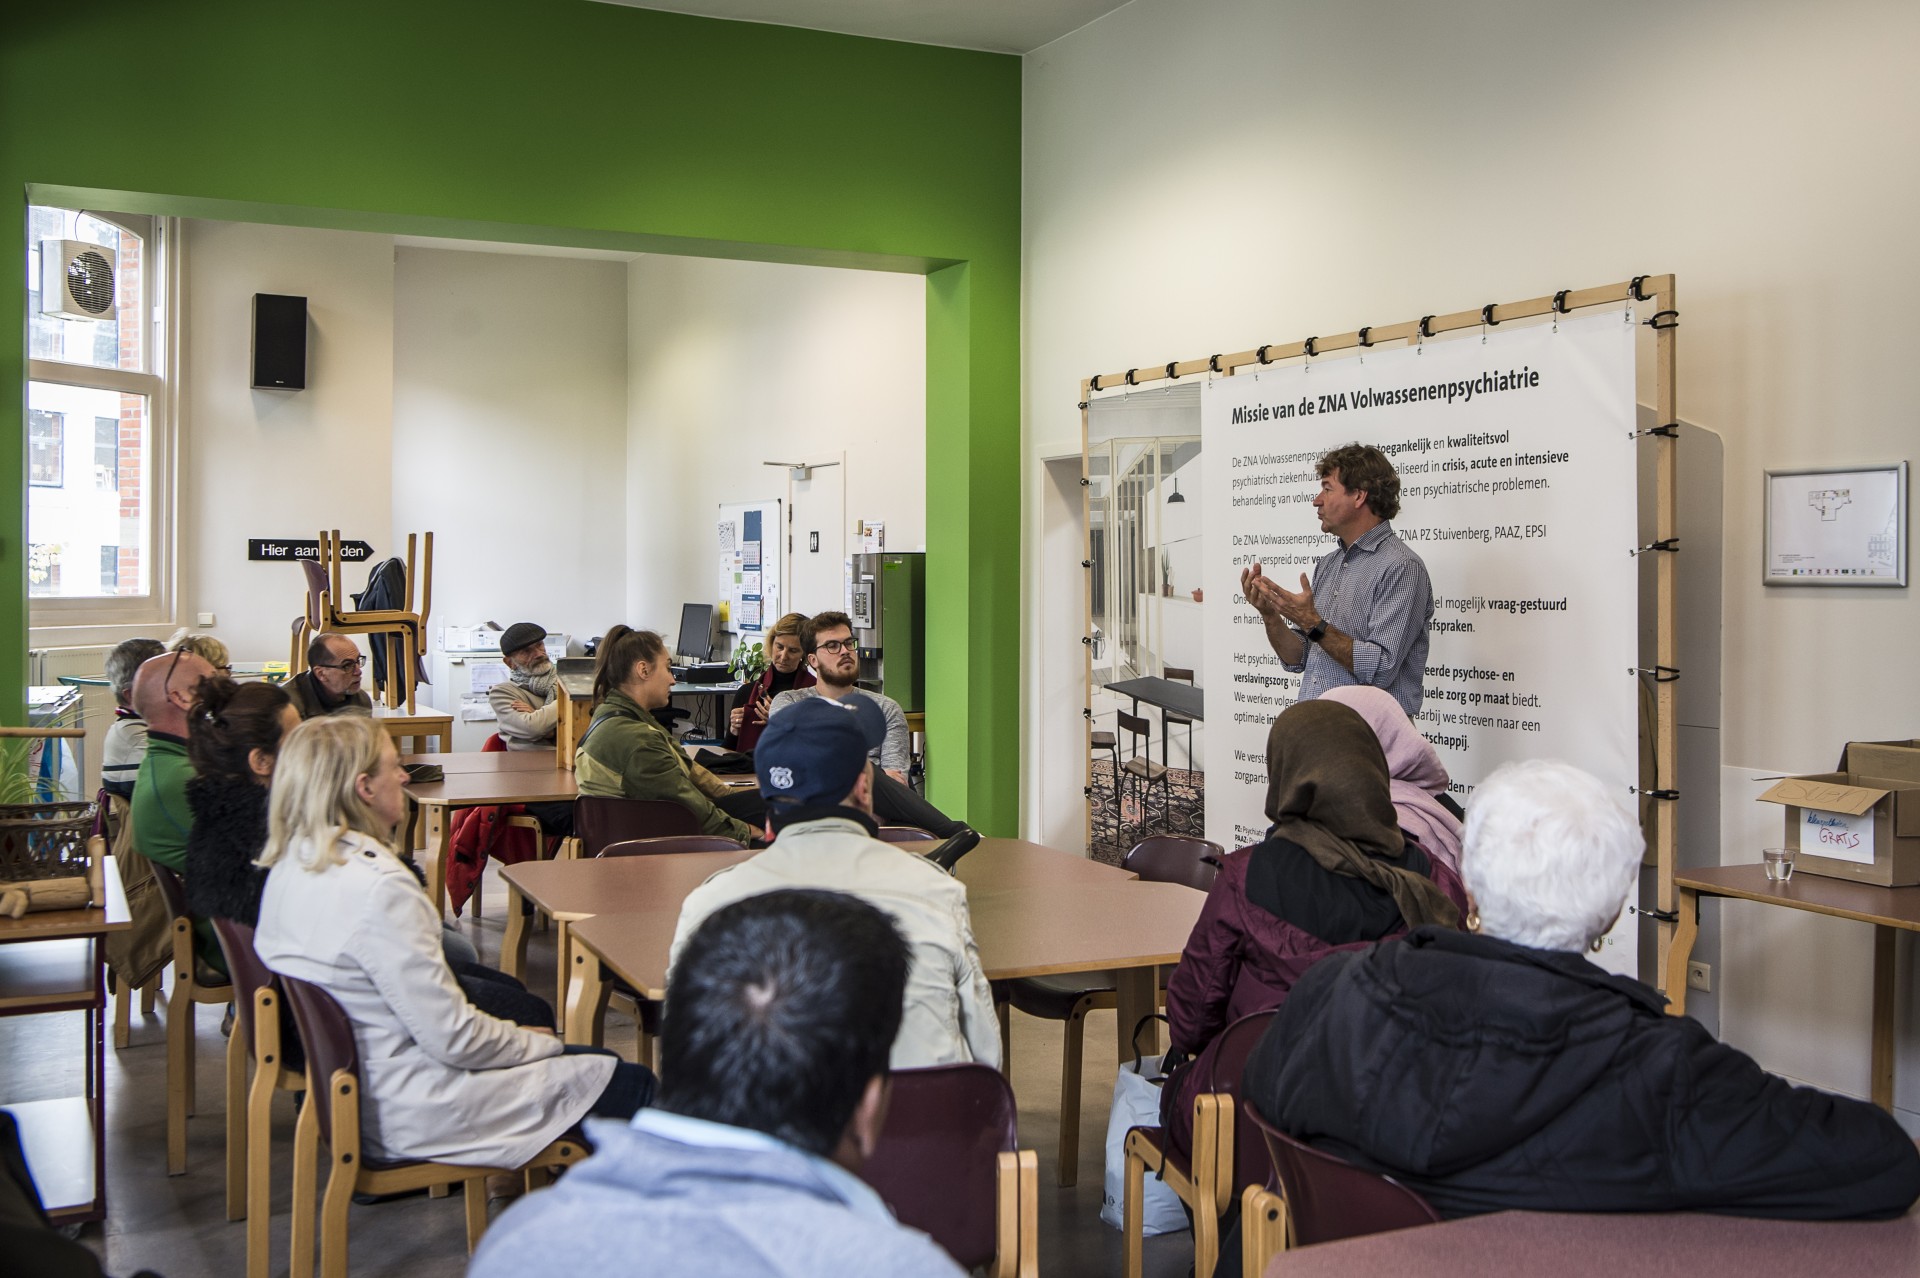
1318 684 1464 876
1244 760 1920 1220
1157 698 1467 1160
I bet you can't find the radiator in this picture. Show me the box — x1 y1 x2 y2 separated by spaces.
29 645 117 797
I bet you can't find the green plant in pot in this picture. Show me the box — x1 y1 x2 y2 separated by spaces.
729 639 768 684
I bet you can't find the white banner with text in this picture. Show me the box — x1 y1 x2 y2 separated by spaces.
1200 311 1641 968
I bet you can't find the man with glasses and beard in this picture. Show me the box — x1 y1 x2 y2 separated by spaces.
769 611 968 840
285 632 376 720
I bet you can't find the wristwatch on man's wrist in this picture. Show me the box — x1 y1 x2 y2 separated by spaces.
1304 619 1328 645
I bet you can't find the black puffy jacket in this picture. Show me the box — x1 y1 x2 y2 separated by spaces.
1246 926 1920 1220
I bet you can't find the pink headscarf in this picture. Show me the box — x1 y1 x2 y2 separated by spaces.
1316 686 1463 877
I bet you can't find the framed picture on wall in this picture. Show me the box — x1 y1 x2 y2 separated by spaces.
1763 462 1907 586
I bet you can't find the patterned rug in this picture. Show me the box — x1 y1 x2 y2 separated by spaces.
1088 758 1206 866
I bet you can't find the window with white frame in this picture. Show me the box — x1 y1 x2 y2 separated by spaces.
26 206 173 623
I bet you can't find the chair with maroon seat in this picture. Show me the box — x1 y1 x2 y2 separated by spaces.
280 975 587 1276
998 833 1224 1188
211 917 311 1278
876 825 938 843
1243 1096 1440 1266
149 862 241 1179
570 795 702 858
858 1064 1039 1278
597 835 745 857
1122 1009 1276 1278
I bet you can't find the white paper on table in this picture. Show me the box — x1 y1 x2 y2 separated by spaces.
1802 808 1876 865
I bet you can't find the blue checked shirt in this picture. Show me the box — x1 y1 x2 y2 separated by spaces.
1283 521 1434 715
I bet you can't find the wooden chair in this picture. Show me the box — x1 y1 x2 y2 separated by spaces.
1116 709 1170 835
996 835 1221 1189
1122 1010 1275 1278
876 825 939 843
571 795 703 858
1161 666 1197 768
303 529 433 712
279 975 587 1277
858 1064 1039 1278
1242 1096 1440 1269
597 835 745 857
149 863 241 1179
97 791 162 1048
211 917 312 1278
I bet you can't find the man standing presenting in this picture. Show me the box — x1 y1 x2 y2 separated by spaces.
489 622 559 749
284 633 375 720
1241 443 1433 715
769 612 967 838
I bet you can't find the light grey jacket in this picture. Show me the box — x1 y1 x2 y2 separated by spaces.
670 817 1000 1070
470 1114 964 1278
487 680 558 749
255 831 611 1167
767 686 911 774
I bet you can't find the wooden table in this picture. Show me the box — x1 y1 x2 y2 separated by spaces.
400 749 559 774
1262 1207 1920 1277
372 700 454 754
1666 864 1920 1110
0 858 131 1224
535 844 1199 1064
1106 675 1204 764
402 768 577 917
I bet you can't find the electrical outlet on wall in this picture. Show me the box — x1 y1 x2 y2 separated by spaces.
1686 961 1712 993
197 612 216 626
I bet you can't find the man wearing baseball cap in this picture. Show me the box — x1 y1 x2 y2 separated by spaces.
668 696 1000 1070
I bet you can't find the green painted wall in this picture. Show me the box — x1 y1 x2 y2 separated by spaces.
1 0 1021 830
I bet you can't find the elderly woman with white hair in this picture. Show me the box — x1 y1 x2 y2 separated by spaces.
1243 759 1920 1220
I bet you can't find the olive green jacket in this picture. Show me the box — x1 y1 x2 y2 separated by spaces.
574 691 758 844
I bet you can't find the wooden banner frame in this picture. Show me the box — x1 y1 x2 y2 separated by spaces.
1078 273 1684 1002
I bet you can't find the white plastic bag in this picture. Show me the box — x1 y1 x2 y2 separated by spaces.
1100 1052 1189 1235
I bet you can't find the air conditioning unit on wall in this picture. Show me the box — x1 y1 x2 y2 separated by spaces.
40 239 116 321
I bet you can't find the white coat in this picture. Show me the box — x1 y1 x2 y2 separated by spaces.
255 830 613 1168
669 816 1001 1071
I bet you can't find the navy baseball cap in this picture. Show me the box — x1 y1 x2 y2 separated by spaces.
756 695 888 808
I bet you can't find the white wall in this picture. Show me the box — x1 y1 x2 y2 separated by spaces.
392 247 629 650
624 254 926 635
1021 0 1920 1125
181 221 394 665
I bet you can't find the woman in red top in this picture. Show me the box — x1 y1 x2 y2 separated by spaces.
1157 698 1467 1157
727 612 815 753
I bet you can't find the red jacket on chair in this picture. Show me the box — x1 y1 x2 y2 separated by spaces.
444 734 548 915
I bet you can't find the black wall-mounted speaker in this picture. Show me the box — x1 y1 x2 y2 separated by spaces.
251 293 308 390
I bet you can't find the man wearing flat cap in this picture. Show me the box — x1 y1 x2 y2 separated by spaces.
489 622 560 750
668 696 1000 1070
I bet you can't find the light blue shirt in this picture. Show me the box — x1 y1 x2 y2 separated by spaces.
631 1109 898 1228
1283 520 1434 715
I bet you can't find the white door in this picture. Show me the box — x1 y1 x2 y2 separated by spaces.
787 458 846 618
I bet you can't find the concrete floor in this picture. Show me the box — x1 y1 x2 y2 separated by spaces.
8 860 1199 1278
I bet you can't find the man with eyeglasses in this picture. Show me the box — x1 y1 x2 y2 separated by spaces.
768 611 968 839
129 648 227 975
285 633 376 721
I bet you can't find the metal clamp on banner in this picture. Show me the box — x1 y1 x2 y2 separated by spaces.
1256 344 1273 365
1630 786 1680 802
1631 904 1680 924
1125 368 1138 386
1629 538 1679 557
1633 665 1682 683
1165 362 1179 380
1418 315 1436 339
1553 290 1572 314
1357 326 1374 348
1631 423 1679 439
1090 375 1103 392
1077 400 1089 410
1208 354 1223 372
1481 304 1501 326
1303 336 1319 358
1082 707 1092 719
1644 310 1679 331
1629 275 1653 302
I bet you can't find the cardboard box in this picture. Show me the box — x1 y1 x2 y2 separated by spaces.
1757 740 1920 887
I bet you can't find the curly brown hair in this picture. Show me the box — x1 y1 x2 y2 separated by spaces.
1316 443 1401 520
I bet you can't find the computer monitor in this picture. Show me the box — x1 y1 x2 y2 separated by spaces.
676 603 716 663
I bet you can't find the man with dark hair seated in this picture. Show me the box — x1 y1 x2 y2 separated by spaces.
768 610 968 838
284 633 374 720
470 889 965 1277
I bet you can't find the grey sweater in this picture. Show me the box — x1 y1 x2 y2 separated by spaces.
470 1117 963 1278
767 686 911 774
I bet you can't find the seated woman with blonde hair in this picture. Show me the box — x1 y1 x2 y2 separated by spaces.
254 715 652 1169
